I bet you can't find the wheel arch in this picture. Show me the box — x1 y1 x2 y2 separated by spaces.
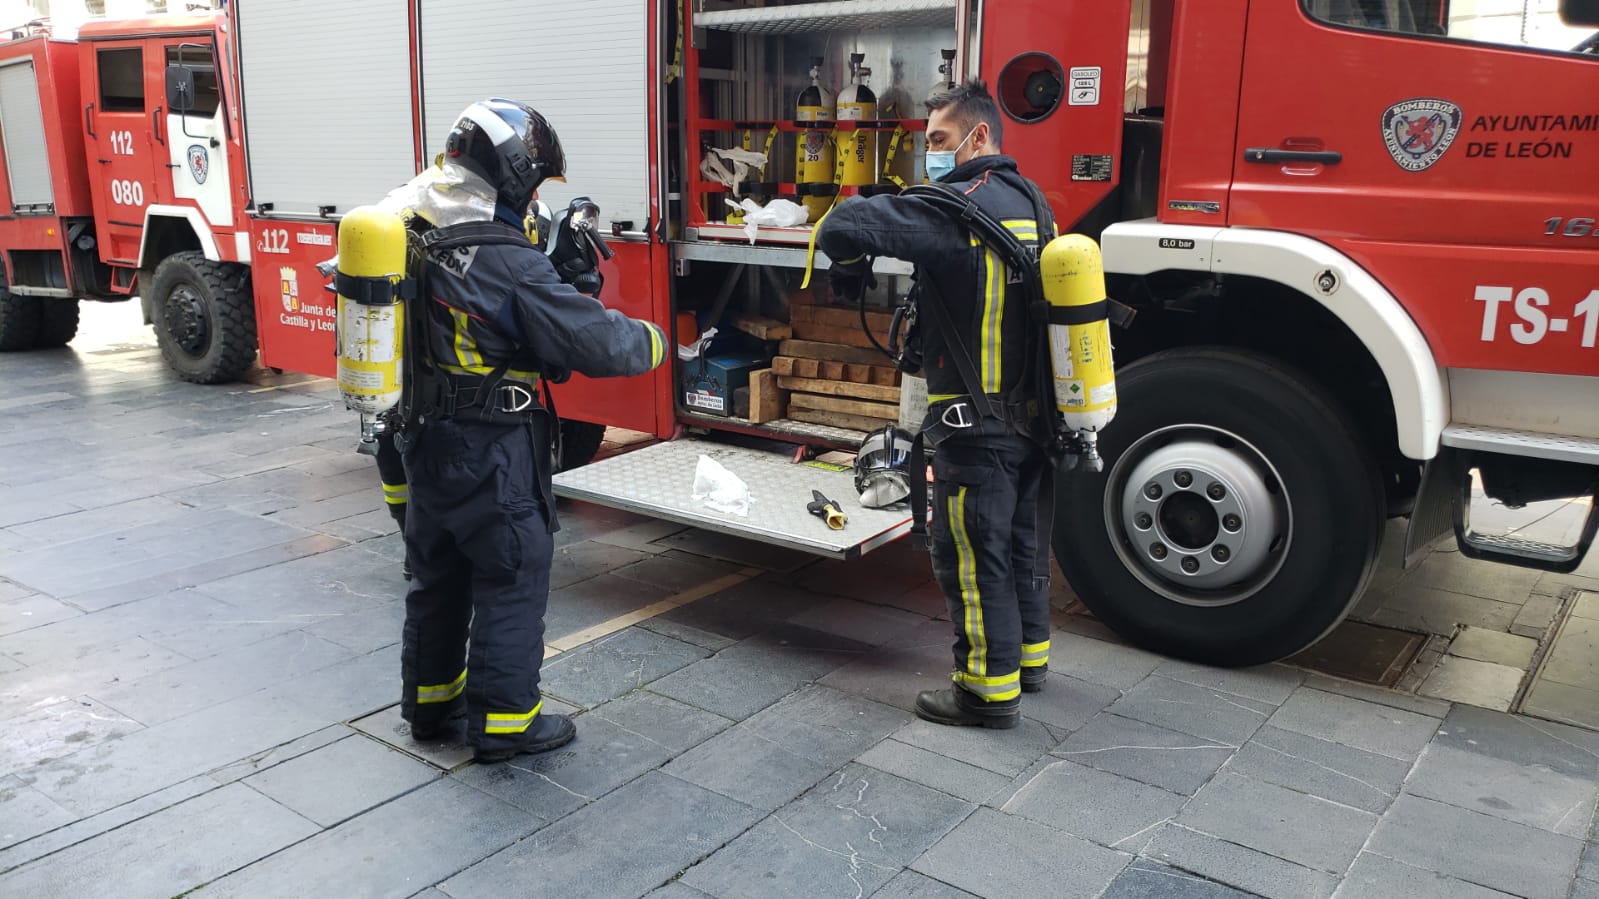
138 207 220 271
1100 222 1447 463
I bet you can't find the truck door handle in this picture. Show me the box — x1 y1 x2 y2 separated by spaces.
152 107 165 145
84 102 96 139
1244 147 1341 165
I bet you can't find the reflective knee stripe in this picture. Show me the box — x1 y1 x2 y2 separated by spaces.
1021 640 1050 667
485 700 543 735
416 669 465 704
953 669 1021 702
950 486 987 677
381 481 408 505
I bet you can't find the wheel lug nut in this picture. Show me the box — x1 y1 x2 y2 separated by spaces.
1145 483 1163 500
1207 482 1226 500
1174 470 1192 488
1223 514 1242 532
1212 545 1231 562
1150 543 1168 560
1134 512 1153 529
1181 556 1200 573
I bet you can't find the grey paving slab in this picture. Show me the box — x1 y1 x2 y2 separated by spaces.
1335 852 1520 899
642 885 716 899
1582 837 1599 881
611 551 740 593
993 757 1186 851
911 806 1130 899
656 527 817 572
1366 585 1520 636
443 772 762 899
1403 743 1598 837
1573 878 1599 899
1052 712 1237 796
1106 676 1274 746
242 734 440 827
0 579 32 603
1223 725 1408 814
893 714 1060 778
1150 660 1304 706
549 541 655 590
650 623 872 720
0 776 214 874
540 626 711 709
856 738 1014 805
546 573 678 637
1266 688 1440 761
0 696 143 773
191 543 407 620
1448 626 1538 668
1575 591 1599 620
1512 591 1565 639
785 595 933 647
1044 630 1165 691
0 775 75 850
18 646 398 816
681 764 972 899
460 692 731 820
0 585 228 664
1541 616 1599 688
1523 678 1599 731
89 630 354 726
298 599 405 655
1142 824 1337 899
1019 673 1121 733
208 725 353 784
197 778 541 899
1298 673 1451 718
1366 794 1583 899
1100 859 1260 899
665 686 909 813
0 593 79 637
1433 704 1599 781
0 783 317 899
3 496 192 544
647 575 820 642
818 618 961 713
1180 772 1376 874
868 871 980 899
1418 656 1523 712
66 533 353 613
0 652 19 675
349 705 478 772
588 518 691 554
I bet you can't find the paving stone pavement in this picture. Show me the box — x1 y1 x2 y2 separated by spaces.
2 305 1599 898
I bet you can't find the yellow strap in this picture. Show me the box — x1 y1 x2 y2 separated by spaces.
884 124 908 189
665 0 684 83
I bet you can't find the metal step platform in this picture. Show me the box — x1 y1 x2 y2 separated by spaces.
551 437 915 559
1441 424 1599 466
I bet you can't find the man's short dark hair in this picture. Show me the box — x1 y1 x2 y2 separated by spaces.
924 78 1003 147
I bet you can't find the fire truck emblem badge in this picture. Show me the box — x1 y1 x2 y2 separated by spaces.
280 266 298 312
1380 98 1462 172
187 145 209 184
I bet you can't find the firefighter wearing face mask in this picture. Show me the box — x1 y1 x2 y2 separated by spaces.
816 78 1058 730
395 99 666 763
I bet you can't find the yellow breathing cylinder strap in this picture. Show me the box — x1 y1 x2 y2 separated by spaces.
884 124 908 189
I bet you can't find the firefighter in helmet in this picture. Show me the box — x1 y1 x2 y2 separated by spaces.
397 99 666 762
816 79 1057 729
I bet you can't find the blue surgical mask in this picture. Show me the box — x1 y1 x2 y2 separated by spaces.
925 127 976 182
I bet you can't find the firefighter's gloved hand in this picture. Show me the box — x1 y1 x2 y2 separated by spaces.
829 262 876 303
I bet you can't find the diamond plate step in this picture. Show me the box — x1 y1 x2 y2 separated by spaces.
551 437 914 559
1441 424 1599 465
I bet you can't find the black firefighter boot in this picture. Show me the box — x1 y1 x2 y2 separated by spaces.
1021 664 1048 693
474 713 578 763
914 685 1020 729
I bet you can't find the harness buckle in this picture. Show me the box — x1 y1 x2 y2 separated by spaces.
496 384 535 414
940 401 976 430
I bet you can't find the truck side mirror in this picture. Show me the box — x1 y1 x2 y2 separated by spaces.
165 66 195 113
1561 0 1599 25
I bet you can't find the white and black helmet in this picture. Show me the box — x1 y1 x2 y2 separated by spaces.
444 99 566 212
854 425 915 508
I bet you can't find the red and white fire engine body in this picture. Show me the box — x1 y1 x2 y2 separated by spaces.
0 0 1594 665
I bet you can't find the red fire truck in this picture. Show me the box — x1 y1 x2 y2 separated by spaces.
0 0 1594 666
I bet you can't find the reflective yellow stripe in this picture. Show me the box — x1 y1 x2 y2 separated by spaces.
448 309 483 370
382 482 408 505
484 700 543 734
1021 640 1050 666
928 393 962 403
981 246 1003 393
416 669 465 705
953 669 1021 701
647 322 664 369
437 362 540 381
950 486 986 677
1002 218 1039 242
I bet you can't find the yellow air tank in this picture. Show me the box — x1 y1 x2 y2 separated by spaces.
334 205 410 423
795 57 836 222
1040 234 1118 462
836 53 878 188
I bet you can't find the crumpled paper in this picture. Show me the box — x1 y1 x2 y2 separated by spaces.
724 197 809 243
692 454 753 516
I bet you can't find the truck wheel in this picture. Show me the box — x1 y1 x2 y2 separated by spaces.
151 252 257 384
33 300 80 349
0 291 40 351
557 419 607 471
1053 347 1384 667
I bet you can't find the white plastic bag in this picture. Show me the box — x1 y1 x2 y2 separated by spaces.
700 147 769 189
724 198 810 243
692 454 753 517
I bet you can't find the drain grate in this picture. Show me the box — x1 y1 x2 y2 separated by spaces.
1288 620 1427 687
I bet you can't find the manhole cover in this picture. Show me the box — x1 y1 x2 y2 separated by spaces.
1288 620 1426 686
